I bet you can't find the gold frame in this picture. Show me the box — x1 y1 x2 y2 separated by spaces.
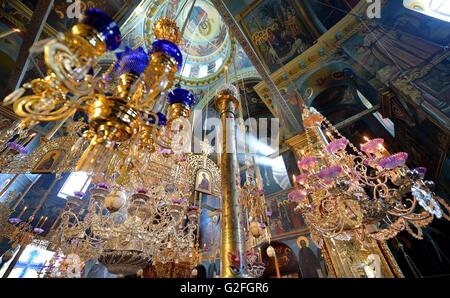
195 168 213 195
32 149 64 174
266 188 310 239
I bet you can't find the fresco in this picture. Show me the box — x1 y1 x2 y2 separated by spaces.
178 0 228 57
198 193 220 253
340 3 450 118
266 190 306 236
142 0 232 81
234 43 254 70
303 0 359 30
437 149 450 197
239 0 314 73
415 56 450 118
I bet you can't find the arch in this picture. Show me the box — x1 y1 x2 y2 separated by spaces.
260 241 300 278
193 264 207 278
295 61 377 107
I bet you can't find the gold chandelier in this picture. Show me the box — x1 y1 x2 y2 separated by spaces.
2 9 196 179
289 107 450 248
0 7 205 276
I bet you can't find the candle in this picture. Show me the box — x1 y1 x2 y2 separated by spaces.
39 217 48 228
19 132 36 146
258 247 262 263
224 65 229 83
0 28 20 39
35 216 44 227
18 206 28 218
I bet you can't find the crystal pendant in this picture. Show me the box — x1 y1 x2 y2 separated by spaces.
412 183 443 218
70 137 86 155
76 141 114 177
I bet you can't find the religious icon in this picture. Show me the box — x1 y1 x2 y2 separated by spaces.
33 149 63 173
188 5 209 35
296 235 324 278
363 254 382 278
239 0 315 73
195 169 212 194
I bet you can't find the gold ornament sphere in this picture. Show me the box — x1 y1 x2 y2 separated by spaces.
249 221 262 238
153 18 181 44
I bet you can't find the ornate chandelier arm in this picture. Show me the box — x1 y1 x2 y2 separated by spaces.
401 211 434 224
387 198 417 217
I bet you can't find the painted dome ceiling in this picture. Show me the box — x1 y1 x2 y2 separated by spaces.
144 0 233 84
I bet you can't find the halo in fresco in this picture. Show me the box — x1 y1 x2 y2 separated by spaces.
177 0 229 58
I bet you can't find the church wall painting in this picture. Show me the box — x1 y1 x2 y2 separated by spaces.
340 8 450 126
238 0 315 73
291 236 328 278
414 56 450 119
437 149 450 197
260 241 300 277
342 12 445 82
195 169 212 194
266 189 307 238
32 149 64 174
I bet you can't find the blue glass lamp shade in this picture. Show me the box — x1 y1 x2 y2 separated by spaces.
168 88 196 108
114 47 149 76
141 112 167 127
157 112 167 126
151 40 183 70
80 8 122 50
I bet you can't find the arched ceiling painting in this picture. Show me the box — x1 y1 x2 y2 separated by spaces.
119 0 259 105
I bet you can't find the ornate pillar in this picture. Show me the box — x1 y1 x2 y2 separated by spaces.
215 88 245 278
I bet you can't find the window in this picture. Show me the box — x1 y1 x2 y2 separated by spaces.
181 63 191 77
0 244 55 278
57 172 91 199
198 65 208 78
215 58 223 71
404 0 450 22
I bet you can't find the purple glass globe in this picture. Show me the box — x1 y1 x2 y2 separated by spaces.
151 39 183 69
6 142 29 155
167 88 196 108
33 228 45 235
80 8 122 50
8 218 21 224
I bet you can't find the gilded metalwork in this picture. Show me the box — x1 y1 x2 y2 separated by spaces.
214 87 245 278
153 18 181 44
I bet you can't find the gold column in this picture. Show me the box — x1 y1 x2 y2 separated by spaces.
215 89 245 278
